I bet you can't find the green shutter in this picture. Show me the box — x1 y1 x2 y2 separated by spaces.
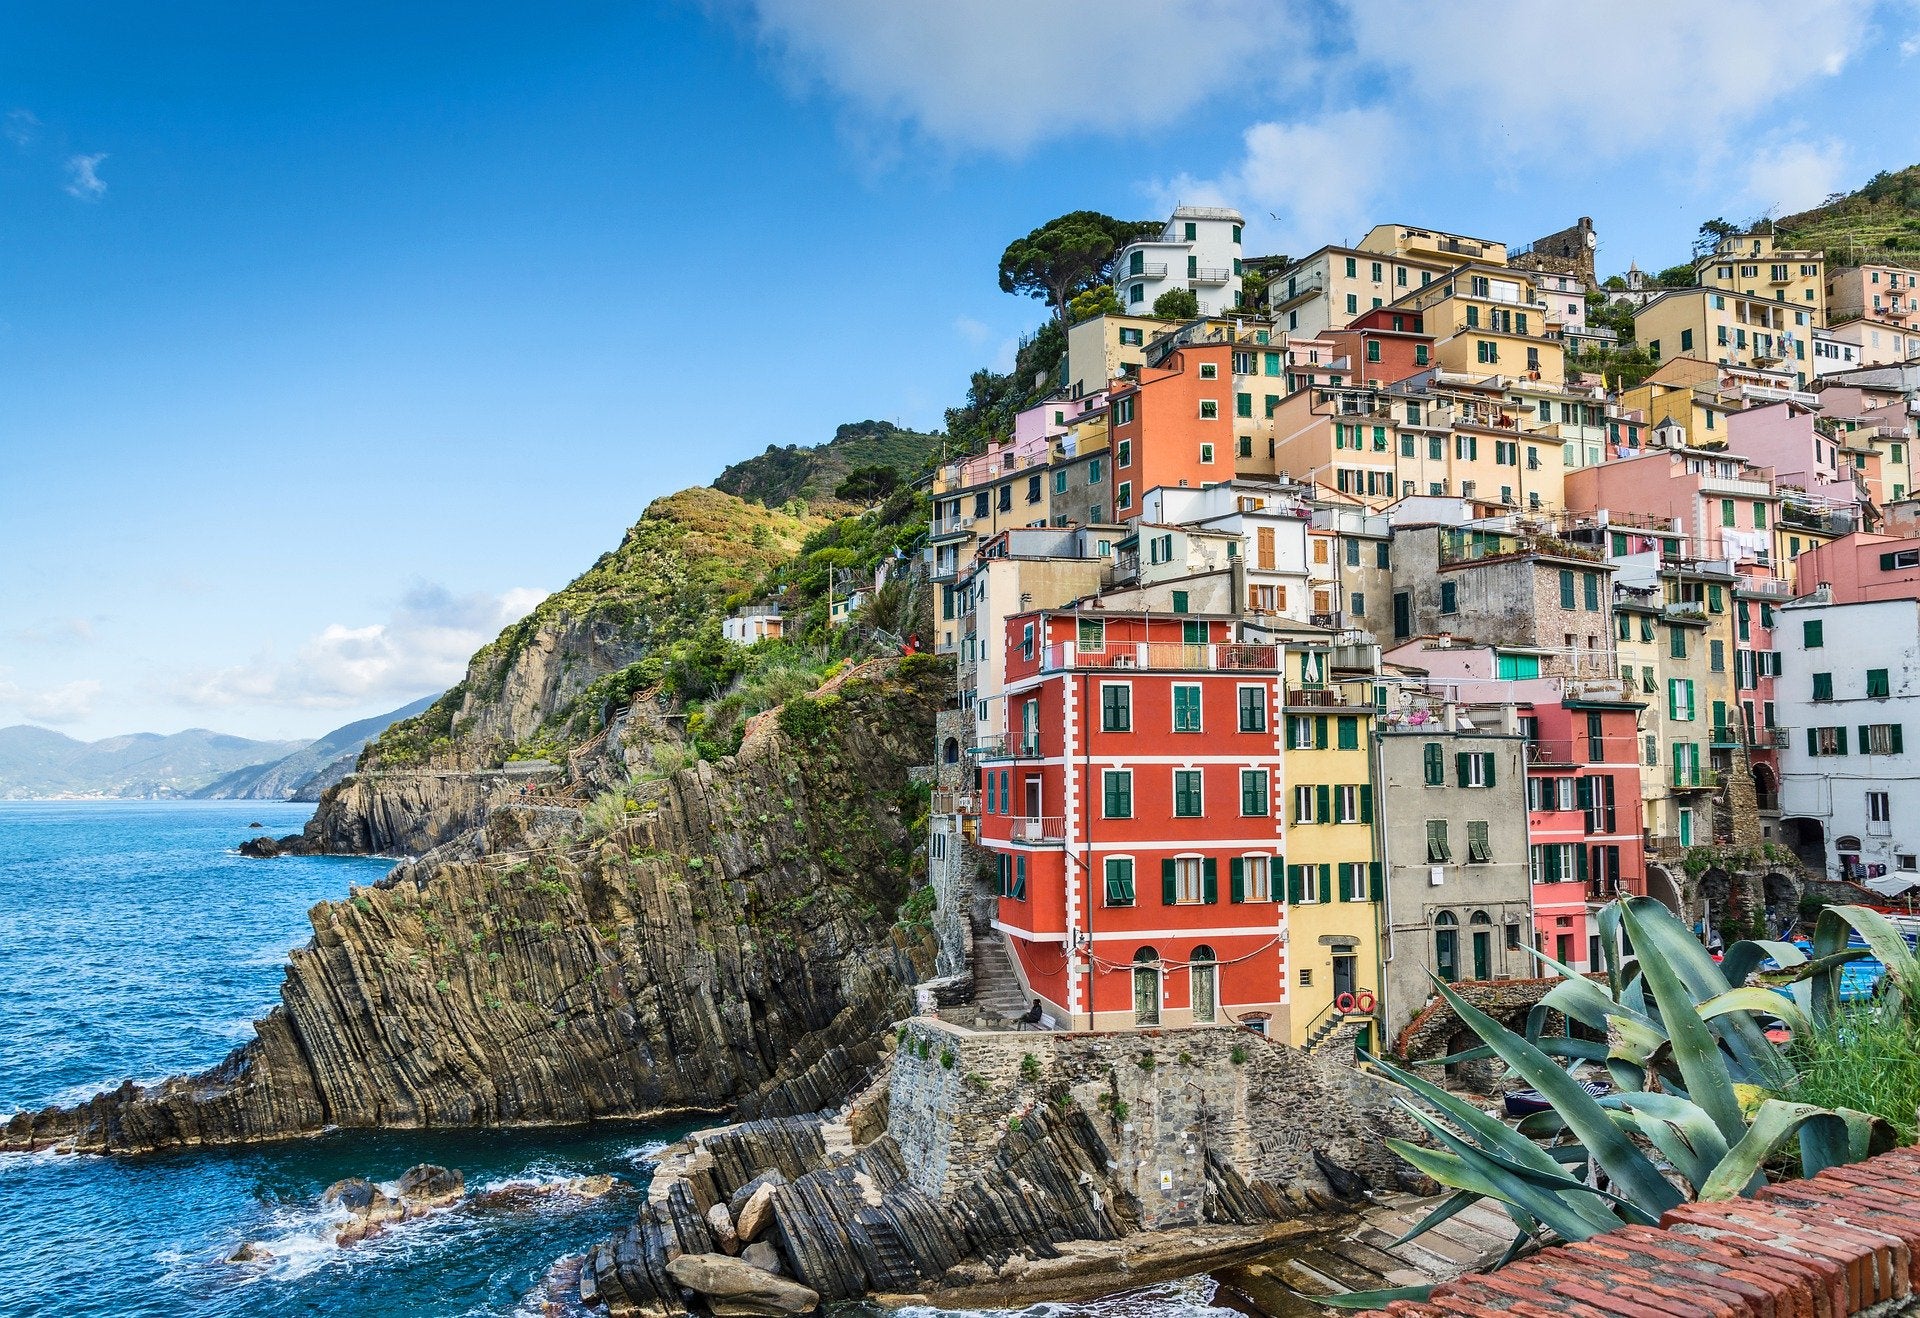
1575 845 1589 886
1203 858 1218 904
1807 727 1819 755
1337 864 1353 902
1559 570 1575 608
1359 784 1374 823
1317 783 1331 822
1456 752 1469 786
1287 864 1303 904
1320 864 1332 902
1862 725 1873 755
1423 741 1442 784
1837 726 1848 755
1315 716 1329 749
1369 860 1383 900
1162 859 1177 905
1230 857 1245 903
1482 753 1495 787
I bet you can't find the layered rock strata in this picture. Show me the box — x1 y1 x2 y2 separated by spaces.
3 660 946 1154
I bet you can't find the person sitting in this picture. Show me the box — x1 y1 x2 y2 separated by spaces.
1015 998 1044 1030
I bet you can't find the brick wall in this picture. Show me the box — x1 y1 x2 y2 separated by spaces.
1364 1145 1920 1316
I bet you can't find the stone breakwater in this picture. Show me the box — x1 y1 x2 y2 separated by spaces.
582 1017 1411 1315
3 660 947 1154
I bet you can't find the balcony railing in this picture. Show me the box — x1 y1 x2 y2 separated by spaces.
1527 740 1577 766
1758 726 1790 748
1671 767 1723 791
1124 262 1169 279
1191 267 1231 284
1736 576 1794 600
1439 530 1602 566
1037 641 1279 673
1004 816 1066 845
1711 726 1742 748
930 515 975 539
1284 686 1350 708
1645 831 1684 855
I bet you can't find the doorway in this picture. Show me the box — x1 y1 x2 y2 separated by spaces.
1190 944 1217 1023
1332 951 1357 1003
1470 911 1492 980
1132 947 1160 1026
1434 912 1459 982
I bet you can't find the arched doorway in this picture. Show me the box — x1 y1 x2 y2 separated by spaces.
1132 947 1160 1026
942 737 960 765
1469 912 1493 981
1190 944 1217 1024
1434 911 1459 983
1782 816 1827 874
1645 863 1685 918
1751 762 1778 813
1762 872 1798 937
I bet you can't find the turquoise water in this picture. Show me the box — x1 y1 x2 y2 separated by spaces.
0 801 1239 1318
0 801 682 1318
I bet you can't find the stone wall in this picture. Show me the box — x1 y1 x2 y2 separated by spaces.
890 1018 1409 1230
1392 976 1584 1088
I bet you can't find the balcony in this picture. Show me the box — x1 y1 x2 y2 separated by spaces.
1439 529 1602 566
1527 740 1577 767
931 790 976 817
1191 267 1232 284
973 732 1043 762
1736 576 1794 600
1671 767 1723 792
1310 611 1343 628
1004 816 1066 846
930 515 976 540
1124 262 1169 280
1757 726 1789 748
1037 641 1279 673
1644 832 1684 856
1284 686 1351 709
1711 726 1741 748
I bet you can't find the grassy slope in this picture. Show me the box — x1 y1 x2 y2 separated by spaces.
1777 164 1920 269
712 420 942 506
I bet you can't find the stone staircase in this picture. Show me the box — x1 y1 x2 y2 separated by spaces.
966 931 1030 1027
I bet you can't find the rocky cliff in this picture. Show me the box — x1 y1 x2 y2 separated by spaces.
3 658 947 1154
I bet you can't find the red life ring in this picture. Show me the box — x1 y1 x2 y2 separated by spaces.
1335 992 1357 1015
1355 989 1377 1015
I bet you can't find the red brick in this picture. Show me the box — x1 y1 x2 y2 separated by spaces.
1562 1236 1772 1317
1665 1206 1845 1318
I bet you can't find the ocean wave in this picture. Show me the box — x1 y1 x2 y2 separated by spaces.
618 1140 668 1167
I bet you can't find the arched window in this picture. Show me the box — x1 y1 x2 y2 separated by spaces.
942 737 960 765
1469 911 1493 980
1434 911 1459 983
1190 944 1217 1024
1132 947 1160 1026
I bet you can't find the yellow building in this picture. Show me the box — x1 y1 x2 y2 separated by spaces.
1619 358 1742 450
1390 265 1567 387
1359 223 1509 269
1634 289 1819 386
1267 245 1454 336
1697 230 1826 327
1279 669 1382 1049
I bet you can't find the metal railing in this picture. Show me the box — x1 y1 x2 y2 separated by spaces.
1191 267 1232 284
1124 262 1169 279
1037 641 1279 673
930 515 975 538
1527 740 1577 765
1284 687 1350 708
1003 816 1066 845
1671 767 1723 791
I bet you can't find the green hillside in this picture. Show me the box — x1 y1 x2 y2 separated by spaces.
713 419 942 507
1778 164 1920 268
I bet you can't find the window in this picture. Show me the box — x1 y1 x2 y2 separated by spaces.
1173 769 1204 816
1467 820 1492 864
1293 783 1317 823
1172 683 1202 732
1288 715 1316 750
1114 399 1135 427
1104 857 1135 905
1238 685 1266 732
1236 392 1252 418
1198 363 1219 381
1288 862 1323 904
1422 741 1444 785
1088 457 1102 484
1337 716 1359 750
1053 469 1067 495
1808 726 1848 757
1869 791 1892 824
1804 619 1824 648
1199 442 1214 464
1864 724 1905 756
1101 683 1132 731
1710 639 1725 673
1235 855 1272 903
1169 856 1207 904
1668 678 1696 722
1584 573 1600 612
1440 582 1458 614
1102 770 1133 817
1119 327 1143 347
1367 339 1381 363
1415 344 1429 365
1812 672 1833 702
1334 784 1359 823
1117 481 1131 509
1457 751 1496 786
1199 400 1218 419
1240 770 1270 816
1869 668 1891 698
1670 627 1688 659
1559 570 1576 609
1426 819 1452 863
1351 591 1366 617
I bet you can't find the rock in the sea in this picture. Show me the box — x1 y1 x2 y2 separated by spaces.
734 1181 777 1243
470 1174 621 1213
569 1173 617 1198
666 1253 819 1315
226 1242 272 1264
237 833 310 858
321 1176 398 1221
396 1163 465 1209
741 1241 784 1276
706 1201 740 1254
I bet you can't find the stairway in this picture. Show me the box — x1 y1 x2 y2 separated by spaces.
1302 1012 1356 1054
969 933 1030 1026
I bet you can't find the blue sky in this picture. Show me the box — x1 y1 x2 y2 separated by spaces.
4 0 1918 742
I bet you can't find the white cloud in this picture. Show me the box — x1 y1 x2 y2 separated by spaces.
1742 137 1851 218
0 676 102 725
4 109 38 149
168 583 546 712
1155 109 1401 256
9 617 96 646
725 0 1299 153
953 315 993 346
64 152 107 201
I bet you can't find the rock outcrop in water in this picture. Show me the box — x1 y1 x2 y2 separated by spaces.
3 658 946 1154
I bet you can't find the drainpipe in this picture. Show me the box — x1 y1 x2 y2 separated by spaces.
1372 717 1394 1037
1081 667 1095 1033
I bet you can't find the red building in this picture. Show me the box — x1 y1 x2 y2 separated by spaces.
1327 307 1435 386
976 610 1288 1032
1523 695 1648 969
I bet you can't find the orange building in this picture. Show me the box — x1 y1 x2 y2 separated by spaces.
1108 342 1235 520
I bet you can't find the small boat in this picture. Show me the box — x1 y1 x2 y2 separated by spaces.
1504 1080 1609 1117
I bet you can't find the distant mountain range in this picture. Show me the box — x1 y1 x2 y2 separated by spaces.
0 695 439 800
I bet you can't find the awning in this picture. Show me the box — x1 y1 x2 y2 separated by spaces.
1863 873 1920 898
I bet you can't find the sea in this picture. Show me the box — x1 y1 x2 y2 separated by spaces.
0 801 1244 1318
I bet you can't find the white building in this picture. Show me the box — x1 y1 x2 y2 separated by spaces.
1812 327 1864 378
1775 594 1920 887
722 605 784 645
1139 481 1314 623
1112 206 1245 317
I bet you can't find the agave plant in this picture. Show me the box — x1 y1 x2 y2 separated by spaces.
1320 897 1913 1309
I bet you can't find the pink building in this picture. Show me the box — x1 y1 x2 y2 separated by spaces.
1724 401 1866 511
1734 564 1792 817
1791 532 1920 603
1564 448 1778 565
